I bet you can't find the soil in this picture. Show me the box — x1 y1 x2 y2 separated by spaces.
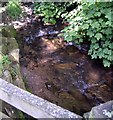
17 19 113 116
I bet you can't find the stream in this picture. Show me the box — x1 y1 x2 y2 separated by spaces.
15 7 113 116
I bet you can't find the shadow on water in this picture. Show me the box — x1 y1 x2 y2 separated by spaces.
17 18 113 116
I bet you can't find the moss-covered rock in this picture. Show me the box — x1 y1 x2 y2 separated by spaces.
0 37 18 55
0 25 26 119
1 25 16 38
0 38 25 89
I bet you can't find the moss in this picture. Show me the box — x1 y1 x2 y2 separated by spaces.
23 76 32 93
2 25 16 38
17 111 25 120
0 54 11 76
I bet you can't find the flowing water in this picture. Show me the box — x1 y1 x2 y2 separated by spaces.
17 18 113 116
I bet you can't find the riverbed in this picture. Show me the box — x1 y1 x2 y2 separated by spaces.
16 18 113 116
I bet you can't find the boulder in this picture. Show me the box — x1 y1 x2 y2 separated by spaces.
83 100 113 119
83 112 90 120
0 37 18 56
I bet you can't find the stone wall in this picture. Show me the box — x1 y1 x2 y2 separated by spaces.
0 25 25 89
0 25 26 118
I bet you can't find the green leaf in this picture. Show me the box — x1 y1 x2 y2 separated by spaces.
106 21 111 26
94 12 101 17
87 31 94 37
107 55 112 61
98 52 104 59
82 24 89 29
110 43 113 49
103 59 110 67
91 54 97 59
91 22 100 28
103 48 109 54
95 33 102 40
99 18 103 24
94 44 99 49
60 2 113 67
50 18 56 24
79 38 83 43
87 20 92 24
105 28 112 35
105 12 111 20
91 38 96 43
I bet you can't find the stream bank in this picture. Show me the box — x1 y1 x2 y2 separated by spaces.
17 18 113 116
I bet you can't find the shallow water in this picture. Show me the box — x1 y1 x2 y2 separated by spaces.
18 20 113 116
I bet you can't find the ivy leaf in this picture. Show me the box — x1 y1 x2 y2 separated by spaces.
87 31 94 37
87 20 92 24
110 43 113 49
91 22 100 28
103 59 110 67
99 18 103 24
91 54 97 59
91 38 96 43
105 28 112 35
105 12 111 20
82 24 89 29
79 38 83 43
88 49 92 55
95 33 102 40
107 55 112 61
106 21 111 26
98 49 104 59
94 44 99 49
94 12 101 17
103 48 109 54
65 36 73 42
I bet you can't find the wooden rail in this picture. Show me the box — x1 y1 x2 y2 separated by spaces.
0 78 82 119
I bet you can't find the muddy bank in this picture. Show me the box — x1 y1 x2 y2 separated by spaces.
17 18 113 116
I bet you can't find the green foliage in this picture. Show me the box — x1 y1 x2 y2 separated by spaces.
34 2 68 24
0 55 11 75
6 0 22 19
0 55 11 66
62 1 113 67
